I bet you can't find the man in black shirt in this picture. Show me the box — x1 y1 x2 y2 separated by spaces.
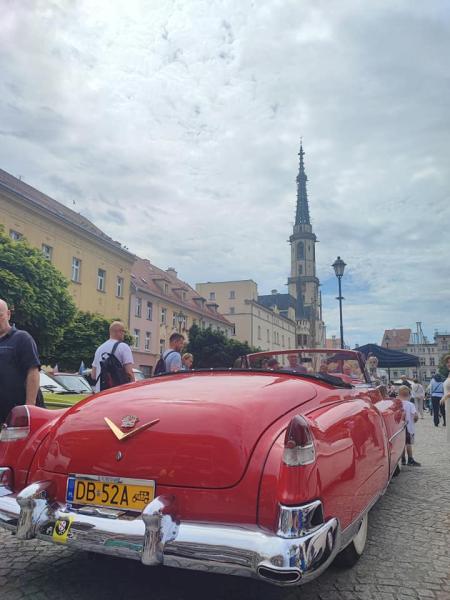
0 299 41 423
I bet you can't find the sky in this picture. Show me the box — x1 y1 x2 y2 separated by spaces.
1 0 449 346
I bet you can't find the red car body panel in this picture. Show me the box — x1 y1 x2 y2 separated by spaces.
31 372 317 490
0 350 406 586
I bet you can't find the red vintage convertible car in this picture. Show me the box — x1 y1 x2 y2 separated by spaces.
0 349 405 587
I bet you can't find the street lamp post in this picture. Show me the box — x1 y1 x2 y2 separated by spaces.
385 333 391 382
177 312 185 333
332 256 346 349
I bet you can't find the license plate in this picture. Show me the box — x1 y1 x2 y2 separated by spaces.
66 476 155 511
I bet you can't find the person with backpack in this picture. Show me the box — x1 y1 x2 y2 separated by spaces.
91 321 135 392
428 373 444 427
154 333 185 375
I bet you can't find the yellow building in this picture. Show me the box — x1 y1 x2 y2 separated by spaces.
195 280 298 351
0 169 135 324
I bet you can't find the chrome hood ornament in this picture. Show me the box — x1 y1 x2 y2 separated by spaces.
121 415 139 429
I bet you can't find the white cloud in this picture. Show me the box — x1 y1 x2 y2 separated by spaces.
0 0 449 345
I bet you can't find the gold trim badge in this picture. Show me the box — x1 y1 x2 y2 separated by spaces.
104 416 160 441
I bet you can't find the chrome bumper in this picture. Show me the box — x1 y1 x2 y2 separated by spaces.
0 480 340 587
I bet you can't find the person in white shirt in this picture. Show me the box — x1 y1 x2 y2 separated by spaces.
440 356 450 441
399 385 420 466
91 321 134 392
411 378 425 418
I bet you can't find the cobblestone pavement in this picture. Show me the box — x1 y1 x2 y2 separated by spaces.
1 415 449 600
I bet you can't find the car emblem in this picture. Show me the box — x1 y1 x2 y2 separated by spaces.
121 415 139 429
104 417 160 442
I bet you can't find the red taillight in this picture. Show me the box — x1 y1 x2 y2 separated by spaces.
283 415 315 466
0 405 30 441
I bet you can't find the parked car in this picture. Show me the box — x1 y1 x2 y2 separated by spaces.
51 373 93 395
0 349 405 587
39 371 67 394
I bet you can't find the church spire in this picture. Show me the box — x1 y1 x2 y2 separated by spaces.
295 141 310 226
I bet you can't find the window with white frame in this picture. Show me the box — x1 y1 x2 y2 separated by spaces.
9 230 22 241
161 307 167 325
133 329 140 348
209 292 215 301
164 283 169 294
229 290 235 299
42 244 53 261
159 338 165 354
116 276 124 298
71 257 81 282
145 331 151 351
97 268 106 292
146 301 153 320
135 297 142 318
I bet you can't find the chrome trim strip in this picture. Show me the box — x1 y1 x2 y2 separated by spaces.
389 424 406 444
0 487 341 587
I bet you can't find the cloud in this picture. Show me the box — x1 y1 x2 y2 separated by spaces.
0 0 449 346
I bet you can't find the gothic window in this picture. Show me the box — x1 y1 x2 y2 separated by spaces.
298 265 303 275
296 242 304 260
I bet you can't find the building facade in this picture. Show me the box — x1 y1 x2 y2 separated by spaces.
195 280 297 351
382 324 450 382
130 259 233 376
0 169 135 324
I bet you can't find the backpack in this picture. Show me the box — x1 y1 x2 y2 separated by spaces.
98 341 129 391
153 350 176 376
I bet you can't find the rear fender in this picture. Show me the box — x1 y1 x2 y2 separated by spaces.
0 406 66 492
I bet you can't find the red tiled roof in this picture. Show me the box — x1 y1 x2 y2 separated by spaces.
131 258 232 326
0 168 134 259
381 329 411 349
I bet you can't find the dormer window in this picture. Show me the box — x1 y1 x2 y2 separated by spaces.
164 283 169 294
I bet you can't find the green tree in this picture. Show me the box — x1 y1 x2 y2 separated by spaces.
52 311 133 371
0 227 76 359
186 324 258 368
438 352 450 378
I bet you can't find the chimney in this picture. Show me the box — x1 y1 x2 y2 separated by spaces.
271 289 278 295
166 267 177 277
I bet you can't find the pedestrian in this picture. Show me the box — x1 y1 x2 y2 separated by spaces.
182 352 194 370
398 385 421 466
161 332 185 373
388 381 397 398
441 356 450 440
429 373 444 427
400 375 412 389
0 299 41 424
411 378 425 419
91 321 135 392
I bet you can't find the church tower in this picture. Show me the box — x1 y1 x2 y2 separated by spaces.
288 143 324 347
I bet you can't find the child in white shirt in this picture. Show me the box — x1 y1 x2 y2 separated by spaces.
399 385 420 466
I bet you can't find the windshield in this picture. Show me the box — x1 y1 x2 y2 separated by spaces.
53 374 92 393
39 371 66 393
245 350 368 385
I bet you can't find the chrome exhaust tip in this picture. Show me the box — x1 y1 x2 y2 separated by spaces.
257 564 302 585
